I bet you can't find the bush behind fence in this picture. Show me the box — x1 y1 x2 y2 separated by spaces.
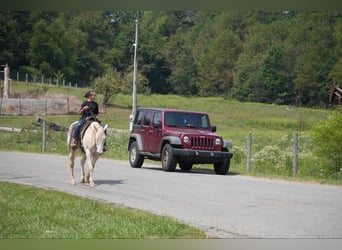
231 132 341 179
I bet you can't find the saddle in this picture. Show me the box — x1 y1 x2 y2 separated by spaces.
73 117 106 153
76 117 98 150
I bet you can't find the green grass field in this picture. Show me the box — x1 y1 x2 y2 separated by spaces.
0 182 207 238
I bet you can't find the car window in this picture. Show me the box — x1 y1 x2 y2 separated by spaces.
164 112 210 128
134 110 144 125
143 111 153 126
164 112 176 126
153 111 162 124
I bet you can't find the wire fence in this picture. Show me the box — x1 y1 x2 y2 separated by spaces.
0 69 80 88
232 132 341 179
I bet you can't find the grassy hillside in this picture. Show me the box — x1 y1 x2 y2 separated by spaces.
1 81 340 184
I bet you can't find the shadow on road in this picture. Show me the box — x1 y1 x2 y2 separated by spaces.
142 166 240 176
94 179 124 186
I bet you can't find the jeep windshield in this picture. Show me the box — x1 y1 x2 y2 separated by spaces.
164 111 211 129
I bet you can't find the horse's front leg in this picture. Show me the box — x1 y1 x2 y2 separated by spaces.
86 151 99 187
68 149 77 185
80 153 86 183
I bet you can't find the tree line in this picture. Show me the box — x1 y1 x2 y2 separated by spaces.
1 11 341 106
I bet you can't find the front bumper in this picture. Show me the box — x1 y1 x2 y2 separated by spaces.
172 148 233 164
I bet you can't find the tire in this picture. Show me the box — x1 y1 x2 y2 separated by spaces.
129 141 144 168
214 157 230 175
179 162 193 171
161 144 177 171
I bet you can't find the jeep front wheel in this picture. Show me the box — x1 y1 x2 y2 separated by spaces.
161 144 177 171
214 158 230 175
129 141 144 168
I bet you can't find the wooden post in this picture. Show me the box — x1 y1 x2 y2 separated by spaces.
293 133 298 176
247 132 252 173
42 119 46 152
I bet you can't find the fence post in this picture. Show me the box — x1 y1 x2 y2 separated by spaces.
293 133 298 176
247 132 252 173
42 119 46 152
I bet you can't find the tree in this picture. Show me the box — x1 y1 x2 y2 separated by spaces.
163 29 198 95
195 17 242 96
137 11 173 94
233 20 291 103
329 17 342 82
94 68 123 106
290 12 338 106
262 44 293 104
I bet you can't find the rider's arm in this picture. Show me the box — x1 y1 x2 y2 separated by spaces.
80 105 89 115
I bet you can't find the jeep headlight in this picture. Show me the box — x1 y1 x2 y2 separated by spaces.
215 138 222 145
183 136 189 143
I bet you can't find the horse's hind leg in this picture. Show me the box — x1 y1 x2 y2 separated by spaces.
80 153 86 183
68 149 77 185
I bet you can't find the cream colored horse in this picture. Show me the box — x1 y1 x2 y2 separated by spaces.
67 121 107 187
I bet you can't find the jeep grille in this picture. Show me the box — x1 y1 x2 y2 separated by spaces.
190 136 214 150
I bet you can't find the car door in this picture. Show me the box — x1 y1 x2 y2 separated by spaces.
141 110 153 151
148 111 162 153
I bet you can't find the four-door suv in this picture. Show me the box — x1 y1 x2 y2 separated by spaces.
128 107 233 175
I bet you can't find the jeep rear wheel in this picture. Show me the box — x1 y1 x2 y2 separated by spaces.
161 144 177 171
214 158 230 175
129 141 144 168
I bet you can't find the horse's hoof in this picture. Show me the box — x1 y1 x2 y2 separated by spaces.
71 180 76 185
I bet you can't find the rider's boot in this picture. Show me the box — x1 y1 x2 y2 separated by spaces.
70 138 78 149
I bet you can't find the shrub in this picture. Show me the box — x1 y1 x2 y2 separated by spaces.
311 112 342 176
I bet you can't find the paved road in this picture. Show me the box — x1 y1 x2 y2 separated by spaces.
1 151 341 238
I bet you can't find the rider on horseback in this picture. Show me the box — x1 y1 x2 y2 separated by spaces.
71 91 101 149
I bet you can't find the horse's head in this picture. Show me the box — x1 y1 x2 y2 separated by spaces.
95 123 107 154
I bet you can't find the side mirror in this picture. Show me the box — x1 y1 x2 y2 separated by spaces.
153 121 162 129
211 126 217 132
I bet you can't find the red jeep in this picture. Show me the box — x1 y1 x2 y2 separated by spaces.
128 107 233 175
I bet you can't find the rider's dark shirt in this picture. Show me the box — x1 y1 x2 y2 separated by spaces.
80 100 99 118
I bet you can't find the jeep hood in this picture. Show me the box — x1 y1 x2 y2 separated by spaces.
167 127 218 137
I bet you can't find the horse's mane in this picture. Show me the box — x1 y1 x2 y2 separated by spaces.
91 122 105 135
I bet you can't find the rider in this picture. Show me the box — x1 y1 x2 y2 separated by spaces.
71 90 99 149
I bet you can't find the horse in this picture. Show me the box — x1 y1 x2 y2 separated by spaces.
67 120 107 187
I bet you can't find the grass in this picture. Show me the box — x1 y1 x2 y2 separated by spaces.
0 182 207 239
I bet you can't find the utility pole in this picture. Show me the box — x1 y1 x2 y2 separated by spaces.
1 64 10 98
130 18 138 131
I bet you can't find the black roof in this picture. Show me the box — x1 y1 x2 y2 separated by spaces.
136 107 208 114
